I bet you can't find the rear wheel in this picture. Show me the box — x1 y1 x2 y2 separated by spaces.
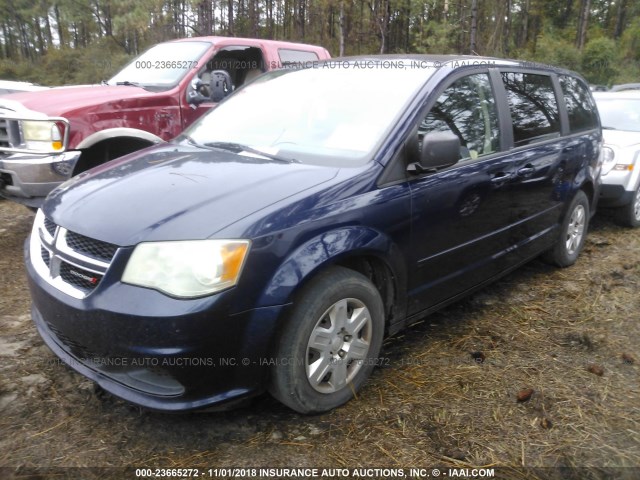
269 266 385 414
543 190 589 267
616 183 640 228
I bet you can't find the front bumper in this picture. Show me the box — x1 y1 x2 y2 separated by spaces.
599 166 638 207
0 150 81 207
599 183 636 207
25 239 288 411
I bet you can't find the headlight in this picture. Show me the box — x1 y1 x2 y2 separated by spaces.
122 240 250 298
612 164 633 171
21 120 64 151
600 146 615 176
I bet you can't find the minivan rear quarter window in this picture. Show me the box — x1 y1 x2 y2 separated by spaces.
502 72 561 146
559 75 599 132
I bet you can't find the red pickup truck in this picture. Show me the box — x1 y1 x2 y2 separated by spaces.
0 37 330 207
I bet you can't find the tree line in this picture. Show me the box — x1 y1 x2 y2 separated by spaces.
1 0 639 86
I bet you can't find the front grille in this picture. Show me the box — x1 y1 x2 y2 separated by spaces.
46 321 95 360
31 211 119 299
0 119 9 148
43 217 56 237
0 118 20 148
59 262 103 292
66 230 118 263
41 246 50 267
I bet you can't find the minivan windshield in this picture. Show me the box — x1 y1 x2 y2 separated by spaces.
180 62 435 166
595 98 640 132
108 41 210 89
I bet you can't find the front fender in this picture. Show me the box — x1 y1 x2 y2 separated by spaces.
76 128 163 150
257 226 407 311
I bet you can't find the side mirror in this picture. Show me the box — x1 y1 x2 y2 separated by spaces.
419 131 461 170
209 70 233 102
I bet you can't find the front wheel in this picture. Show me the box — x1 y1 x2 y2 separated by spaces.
616 183 640 228
269 266 385 414
543 190 590 267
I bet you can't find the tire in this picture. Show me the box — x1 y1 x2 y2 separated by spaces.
543 190 589 267
269 266 385 414
616 183 640 228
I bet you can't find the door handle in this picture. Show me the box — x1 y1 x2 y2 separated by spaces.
517 165 535 177
491 172 513 184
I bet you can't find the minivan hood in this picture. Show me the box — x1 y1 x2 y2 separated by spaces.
44 145 339 246
602 129 640 149
0 85 149 117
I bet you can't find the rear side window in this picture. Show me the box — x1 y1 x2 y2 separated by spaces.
501 72 561 146
559 75 599 132
419 73 500 160
279 49 319 65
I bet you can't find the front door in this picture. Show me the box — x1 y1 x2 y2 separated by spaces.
407 72 516 314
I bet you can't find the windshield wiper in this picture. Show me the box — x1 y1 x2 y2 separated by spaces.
183 135 219 153
116 81 143 87
601 126 618 130
202 141 299 163
181 136 298 163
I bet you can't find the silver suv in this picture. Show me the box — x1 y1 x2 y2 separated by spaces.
593 91 640 227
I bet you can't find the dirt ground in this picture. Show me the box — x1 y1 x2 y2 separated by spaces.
0 198 638 480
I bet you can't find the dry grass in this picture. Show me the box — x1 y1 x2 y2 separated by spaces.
0 200 638 479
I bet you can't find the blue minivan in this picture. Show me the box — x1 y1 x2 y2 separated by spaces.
26 56 602 413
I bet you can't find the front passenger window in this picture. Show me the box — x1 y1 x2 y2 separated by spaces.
419 74 500 161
